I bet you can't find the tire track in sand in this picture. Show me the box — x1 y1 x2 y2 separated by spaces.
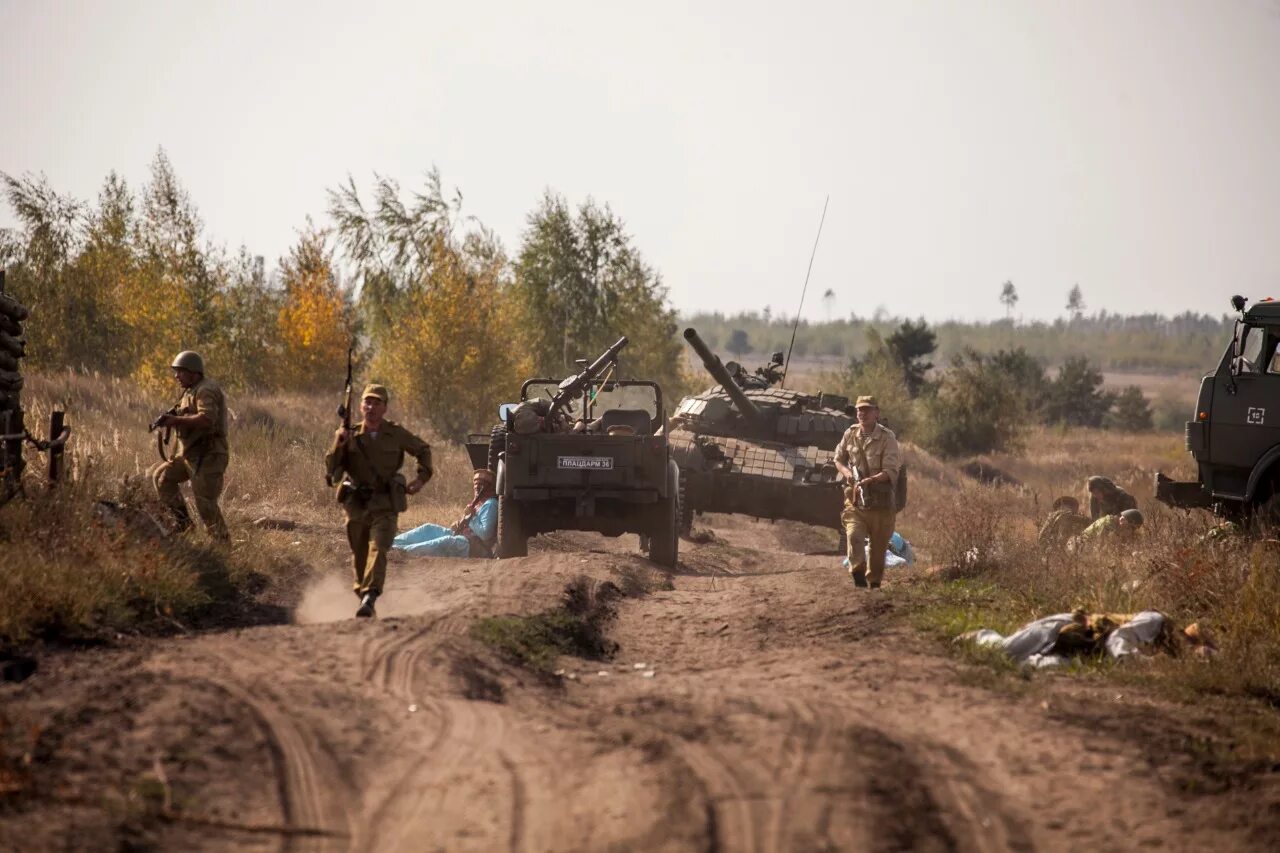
147 664 352 853
353 611 551 852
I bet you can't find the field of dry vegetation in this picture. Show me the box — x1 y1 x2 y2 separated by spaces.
0 371 476 647
3 371 1277 711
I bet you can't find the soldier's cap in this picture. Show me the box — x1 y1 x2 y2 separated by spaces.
1120 508 1144 526
854 395 879 409
361 384 389 403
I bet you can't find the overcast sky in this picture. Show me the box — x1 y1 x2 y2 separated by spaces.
3 0 1278 322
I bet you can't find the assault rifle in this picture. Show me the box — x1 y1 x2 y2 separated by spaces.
148 398 181 461
546 336 628 423
326 343 355 486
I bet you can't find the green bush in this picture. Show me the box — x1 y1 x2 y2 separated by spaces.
1107 385 1154 431
917 349 1024 457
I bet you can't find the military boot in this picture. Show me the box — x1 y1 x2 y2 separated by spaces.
356 592 378 618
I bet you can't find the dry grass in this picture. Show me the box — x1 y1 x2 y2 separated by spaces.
899 426 1280 703
1 371 477 646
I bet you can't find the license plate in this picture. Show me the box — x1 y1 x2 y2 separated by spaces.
558 455 614 470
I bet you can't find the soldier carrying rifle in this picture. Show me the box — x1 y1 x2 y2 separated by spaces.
150 350 230 541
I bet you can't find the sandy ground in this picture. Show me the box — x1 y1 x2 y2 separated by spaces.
1 514 1277 852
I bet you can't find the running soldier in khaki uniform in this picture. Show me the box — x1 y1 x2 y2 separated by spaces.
151 350 230 541
833 395 901 589
324 384 432 618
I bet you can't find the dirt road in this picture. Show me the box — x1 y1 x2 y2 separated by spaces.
2 515 1276 851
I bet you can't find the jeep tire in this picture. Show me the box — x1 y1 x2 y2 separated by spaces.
496 495 527 558
487 424 506 473
647 469 679 568
677 469 693 537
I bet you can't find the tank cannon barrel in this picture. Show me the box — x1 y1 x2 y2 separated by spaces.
683 328 762 422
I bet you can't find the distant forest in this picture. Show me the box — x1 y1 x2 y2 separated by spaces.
682 310 1232 374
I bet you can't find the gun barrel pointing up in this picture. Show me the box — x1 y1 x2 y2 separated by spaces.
683 328 762 422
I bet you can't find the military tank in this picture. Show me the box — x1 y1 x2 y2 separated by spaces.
670 327 855 537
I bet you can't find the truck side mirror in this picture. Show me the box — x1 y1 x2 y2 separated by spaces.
1231 294 1248 313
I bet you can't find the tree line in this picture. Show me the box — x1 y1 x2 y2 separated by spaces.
832 320 1165 457
688 309 1231 374
0 151 683 441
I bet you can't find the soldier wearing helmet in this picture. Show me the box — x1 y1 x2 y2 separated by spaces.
151 350 230 540
1069 507 1145 553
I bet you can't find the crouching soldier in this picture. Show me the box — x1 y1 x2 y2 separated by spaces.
393 469 498 557
151 350 230 541
1069 508 1144 554
1038 496 1091 550
325 384 432 618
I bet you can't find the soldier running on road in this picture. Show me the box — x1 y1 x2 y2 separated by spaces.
325 384 433 618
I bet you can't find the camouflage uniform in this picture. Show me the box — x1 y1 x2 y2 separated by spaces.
834 422 901 586
1038 508 1091 549
1069 510 1142 553
324 420 432 599
152 376 229 540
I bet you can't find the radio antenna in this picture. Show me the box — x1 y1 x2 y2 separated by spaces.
781 195 829 388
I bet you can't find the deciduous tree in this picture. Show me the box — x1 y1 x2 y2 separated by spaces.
277 226 351 390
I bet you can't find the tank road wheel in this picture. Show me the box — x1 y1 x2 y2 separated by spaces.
648 470 680 568
487 424 506 474
497 496 527 558
677 469 693 537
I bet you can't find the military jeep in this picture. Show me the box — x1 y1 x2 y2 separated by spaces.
1157 294 1280 522
467 338 680 567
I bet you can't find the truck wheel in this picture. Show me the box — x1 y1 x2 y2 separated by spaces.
487 424 506 473
648 473 679 568
677 470 693 537
497 496 527 558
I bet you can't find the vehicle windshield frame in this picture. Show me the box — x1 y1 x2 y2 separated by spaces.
520 378 665 431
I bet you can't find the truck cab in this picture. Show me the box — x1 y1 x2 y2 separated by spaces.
1157 296 1280 519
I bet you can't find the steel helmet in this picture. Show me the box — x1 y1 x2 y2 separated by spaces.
171 351 205 374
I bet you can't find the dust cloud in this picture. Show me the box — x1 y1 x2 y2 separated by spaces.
294 573 357 624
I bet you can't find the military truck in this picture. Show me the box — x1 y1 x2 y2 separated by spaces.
1157 295 1280 522
468 337 681 567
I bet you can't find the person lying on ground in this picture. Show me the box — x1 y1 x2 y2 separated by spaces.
393 469 498 558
